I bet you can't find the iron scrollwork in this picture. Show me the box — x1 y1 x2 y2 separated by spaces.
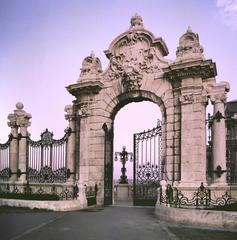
213 165 227 178
0 168 12 179
0 183 77 200
160 182 237 208
213 110 225 122
27 166 69 183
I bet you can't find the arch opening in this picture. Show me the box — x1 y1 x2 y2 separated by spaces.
105 99 163 206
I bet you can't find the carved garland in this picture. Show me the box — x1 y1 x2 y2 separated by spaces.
179 94 195 105
78 102 91 118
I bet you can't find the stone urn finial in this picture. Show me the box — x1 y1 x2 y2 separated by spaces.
78 51 102 82
187 26 192 33
130 14 144 29
90 51 95 59
175 27 204 62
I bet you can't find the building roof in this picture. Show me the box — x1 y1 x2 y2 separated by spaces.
225 100 237 116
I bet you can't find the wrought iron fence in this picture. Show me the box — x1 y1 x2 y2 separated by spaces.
27 128 70 183
0 135 11 181
0 183 79 200
159 183 236 209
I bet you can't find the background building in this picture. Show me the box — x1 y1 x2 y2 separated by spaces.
226 100 237 184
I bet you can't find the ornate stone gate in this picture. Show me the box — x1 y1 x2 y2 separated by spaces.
66 15 230 206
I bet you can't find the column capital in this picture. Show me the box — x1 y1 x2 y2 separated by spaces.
8 102 32 128
207 81 230 104
7 113 18 129
64 105 76 121
210 93 227 104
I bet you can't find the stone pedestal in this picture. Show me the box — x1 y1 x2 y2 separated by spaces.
116 184 131 201
78 182 88 208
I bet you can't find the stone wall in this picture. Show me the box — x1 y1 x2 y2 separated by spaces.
155 204 237 230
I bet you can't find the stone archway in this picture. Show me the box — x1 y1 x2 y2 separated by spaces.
66 15 229 206
103 90 166 205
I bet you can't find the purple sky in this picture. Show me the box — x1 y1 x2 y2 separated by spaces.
1 0 237 179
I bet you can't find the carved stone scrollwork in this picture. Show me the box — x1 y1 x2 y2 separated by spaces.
179 94 195 105
78 103 91 118
7 113 17 128
105 29 161 91
196 92 208 106
122 66 142 91
7 102 32 129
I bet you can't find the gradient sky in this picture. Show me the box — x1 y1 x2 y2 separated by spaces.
1 0 237 179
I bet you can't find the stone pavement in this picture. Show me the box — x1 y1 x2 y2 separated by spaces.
1 205 237 240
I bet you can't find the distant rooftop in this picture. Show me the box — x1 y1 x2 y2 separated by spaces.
225 100 237 116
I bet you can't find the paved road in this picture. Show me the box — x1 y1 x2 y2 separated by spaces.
1 205 237 240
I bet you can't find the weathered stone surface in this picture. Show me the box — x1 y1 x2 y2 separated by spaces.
155 205 237 230
0 198 82 211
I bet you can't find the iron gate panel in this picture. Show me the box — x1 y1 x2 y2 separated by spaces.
133 122 162 206
104 161 113 205
27 128 69 183
103 123 113 206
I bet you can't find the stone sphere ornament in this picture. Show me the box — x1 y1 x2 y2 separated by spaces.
16 102 24 110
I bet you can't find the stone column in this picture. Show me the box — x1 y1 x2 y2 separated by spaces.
65 105 76 184
15 102 32 184
211 93 227 185
7 112 18 182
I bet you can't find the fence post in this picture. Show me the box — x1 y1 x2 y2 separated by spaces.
15 102 32 184
7 111 19 183
65 105 76 183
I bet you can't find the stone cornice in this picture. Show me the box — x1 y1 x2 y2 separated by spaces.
163 59 217 81
66 80 104 98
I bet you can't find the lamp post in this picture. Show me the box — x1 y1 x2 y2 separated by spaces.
115 146 133 184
